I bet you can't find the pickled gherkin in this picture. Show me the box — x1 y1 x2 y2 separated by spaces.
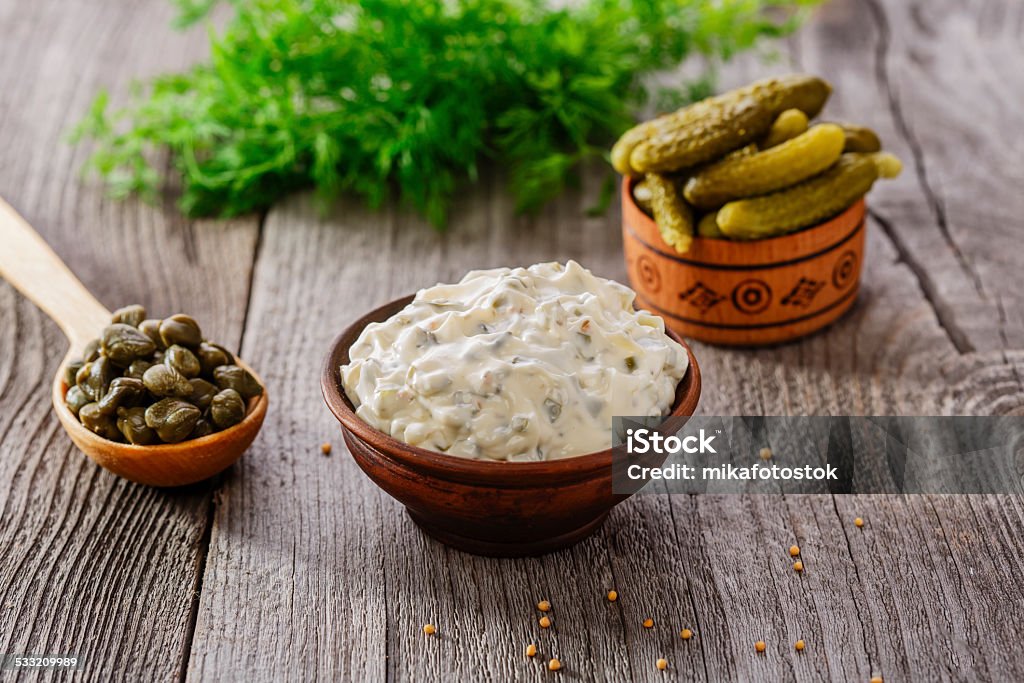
684 124 846 209
646 174 694 254
717 153 901 239
632 178 653 215
761 109 809 148
729 74 832 120
613 74 831 175
697 211 725 238
612 123 655 176
630 97 773 173
837 123 882 153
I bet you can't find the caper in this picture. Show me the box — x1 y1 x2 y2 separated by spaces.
63 307 257 446
82 338 101 362
197 342 234 376
116 406 157 445
190 418 214 440
63 359 84 389
213 365 263 400
210 388 246 430
101 323 157 366
111 304 147 328
145 398 201 443
138 319 165 349
65 385 90 416
97 377 145 415
125 359 153 380
78 357 116 402
79 402 122 441
142 364 193 398
188 378 218 412
165 344 201 379
159 314 202 349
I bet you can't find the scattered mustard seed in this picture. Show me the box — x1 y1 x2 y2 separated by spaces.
607 590 618 602
789 545 800 557
423 624 436 635
539 616 552 629
759 447 772 460
643 618 654 628
548 658 561 671
656 658 668 671
793 560 804 573
795 639 805 652
320 442 332 455
538 600 551 612
870 677 883 683
526 644 538 658
755 641 766 653
855 517 865 528
680 628 693 640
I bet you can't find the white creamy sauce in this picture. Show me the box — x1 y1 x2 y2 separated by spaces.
341 261 688 461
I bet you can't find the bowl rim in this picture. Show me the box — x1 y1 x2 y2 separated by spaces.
623 175 867 266
321 293 701 484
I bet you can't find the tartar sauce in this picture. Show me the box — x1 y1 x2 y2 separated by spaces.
341 261 688 461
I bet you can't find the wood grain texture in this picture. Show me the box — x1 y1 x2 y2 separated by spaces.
0 0 259 679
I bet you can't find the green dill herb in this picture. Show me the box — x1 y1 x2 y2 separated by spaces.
72 0 819 227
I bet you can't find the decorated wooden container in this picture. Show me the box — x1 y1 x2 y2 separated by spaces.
621 177 866 346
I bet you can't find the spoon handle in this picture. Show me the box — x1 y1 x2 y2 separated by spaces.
0 198 111 349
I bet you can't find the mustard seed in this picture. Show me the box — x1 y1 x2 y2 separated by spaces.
538 600 551 612
607 590 618 602
320 442 332 455
656 658 668 671
755 641 766 653
539 616 552 629
423 624 436 635
789 545 800 557
793 560 804 572
548 658 561 671
795 639 805 651
855 517 865 528
870 677 883 683
680 628 693 640
643 618 654 628
526 644 537 658
759 447 772 460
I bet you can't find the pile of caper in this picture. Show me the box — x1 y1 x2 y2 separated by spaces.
63 305 262 445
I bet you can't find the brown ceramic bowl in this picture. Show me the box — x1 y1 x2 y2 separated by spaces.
622 176 867 346
321 295 702 557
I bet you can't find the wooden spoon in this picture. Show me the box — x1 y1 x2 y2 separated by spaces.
0 198 267 487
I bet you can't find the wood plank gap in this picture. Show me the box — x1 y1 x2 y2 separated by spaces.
827 495 878 671
178 486 218 683
180 210 267 681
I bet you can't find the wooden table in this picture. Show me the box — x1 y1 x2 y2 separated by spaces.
2 1 1022 680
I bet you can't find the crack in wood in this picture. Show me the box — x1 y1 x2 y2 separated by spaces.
860 0 992 355
869 207 973 353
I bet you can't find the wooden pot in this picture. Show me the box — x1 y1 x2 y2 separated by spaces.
321 296 702 557
621 177 866 346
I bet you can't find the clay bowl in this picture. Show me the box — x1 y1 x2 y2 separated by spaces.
321 295 702 557
621 177 867 346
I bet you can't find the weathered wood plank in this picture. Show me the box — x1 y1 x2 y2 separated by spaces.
0 0 259 679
